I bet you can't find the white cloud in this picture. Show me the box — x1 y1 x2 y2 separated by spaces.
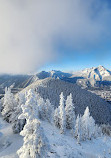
0 0 111 74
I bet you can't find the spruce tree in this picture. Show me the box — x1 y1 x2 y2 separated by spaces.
75 115 82 143
45 99 54 123
12 92 26 133
82 106 96 140
59 92 66 133
17 119 49 158
65 93 76 130
54 107 60 128
2 87 16 123
17 89 50 158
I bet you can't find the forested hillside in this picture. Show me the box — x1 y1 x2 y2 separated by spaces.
22 78 111 125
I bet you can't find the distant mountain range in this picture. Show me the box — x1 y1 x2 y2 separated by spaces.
35 66 111 88
0 65 111 97
0 66 111 124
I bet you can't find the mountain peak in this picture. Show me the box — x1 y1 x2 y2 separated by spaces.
81 65 111 81
97 65 106 70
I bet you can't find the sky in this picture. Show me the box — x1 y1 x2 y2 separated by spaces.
0 0 111 74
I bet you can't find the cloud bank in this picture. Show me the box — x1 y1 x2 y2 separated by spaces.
0 0 111 74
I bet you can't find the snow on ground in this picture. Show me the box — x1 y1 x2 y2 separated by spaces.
42 121 111 158
0 115 111 158
0 116 23 158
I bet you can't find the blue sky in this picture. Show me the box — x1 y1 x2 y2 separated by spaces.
41 37 111 72
0 0 111 74
40 0 111 72
41 51 111 72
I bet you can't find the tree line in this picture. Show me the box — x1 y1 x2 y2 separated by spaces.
0 87 104 158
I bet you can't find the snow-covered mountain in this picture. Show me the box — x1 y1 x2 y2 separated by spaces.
0 66 111 98
35 66 111 88
22 78 111 125
0 75 36 98
35 70 72 79
0 71 71 97
74 66 111 87
80 65 111 81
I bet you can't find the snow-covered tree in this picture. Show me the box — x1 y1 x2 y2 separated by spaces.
75 107 101 142
89 116 97 138
82 107 90 140
37 97 46 120
65 93 76 130
17 89 50 158
54 107 60 128
59 92 66 133
45 99 54 123
12 92 26 133
17 119 49 158
82 106 96 140
2 87 16 123
94 124 102 137
18 92 26 106
75 115 82 143
19 89 38 120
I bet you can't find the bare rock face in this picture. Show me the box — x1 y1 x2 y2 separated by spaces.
24 78 111 125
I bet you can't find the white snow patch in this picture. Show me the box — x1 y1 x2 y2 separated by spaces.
0 116 111 158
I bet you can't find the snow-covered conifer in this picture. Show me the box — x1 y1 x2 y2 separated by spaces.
37 97 46 120
59 92 66 133
54 107 60 128
17 89 50 158
45 99 54 123
19 89 38 120
89 116 97 138
12 93 26 133
75 115 82 143
17 119 50 158
65 93 76 130
94 124 102 137
2 87 16 122
82 106 96 140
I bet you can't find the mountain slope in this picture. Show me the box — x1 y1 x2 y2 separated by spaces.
22 78 111 125
0 70 72 97
0 115 111 158
0 74 37 98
